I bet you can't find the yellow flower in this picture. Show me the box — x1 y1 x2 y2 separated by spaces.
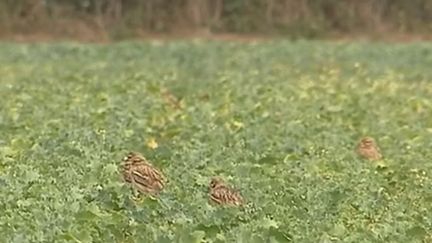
232 120 244 129
146 138 159 149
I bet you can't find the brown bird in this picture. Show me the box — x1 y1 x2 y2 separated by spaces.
209 177 244 206
121 152 166 195
356 137 383 160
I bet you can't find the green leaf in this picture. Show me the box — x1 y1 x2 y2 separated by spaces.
258 156 280 165
261 217 280 229
406 226 426 239
176 227 206 243
190 230 206 242
24 169 40 183
103 163 118 175
238 229 264 243
156 235 172 243
0 146 16 157
268 227 292 243
329 223 345 237
195 223 220 239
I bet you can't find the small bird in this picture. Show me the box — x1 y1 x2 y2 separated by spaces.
209 177 244 206
121 152 166 196
356 137 382 160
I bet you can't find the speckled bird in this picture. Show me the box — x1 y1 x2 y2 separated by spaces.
356 137 382 160
209 177 244 206
121 152 165 195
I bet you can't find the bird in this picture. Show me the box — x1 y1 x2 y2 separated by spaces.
121 152 166 196
356 137 382 160
209 177 244 206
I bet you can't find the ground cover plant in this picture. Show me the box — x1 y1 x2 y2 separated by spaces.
0 41 432 242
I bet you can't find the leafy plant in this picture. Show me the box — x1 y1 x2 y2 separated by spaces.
0 41 431 242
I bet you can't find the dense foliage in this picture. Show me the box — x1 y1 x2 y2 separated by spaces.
1 0 431 38
0 41 432 242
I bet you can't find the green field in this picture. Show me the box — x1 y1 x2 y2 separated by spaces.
1 41 432 242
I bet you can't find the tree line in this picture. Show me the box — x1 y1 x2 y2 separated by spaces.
1 0 431 39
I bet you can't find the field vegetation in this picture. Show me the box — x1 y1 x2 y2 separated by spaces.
0 41 432 242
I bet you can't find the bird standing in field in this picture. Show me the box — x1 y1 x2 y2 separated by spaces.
209 177 244 206
121 152 166 196
356 137 383 160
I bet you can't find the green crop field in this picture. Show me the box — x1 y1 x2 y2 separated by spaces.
0 41 432 242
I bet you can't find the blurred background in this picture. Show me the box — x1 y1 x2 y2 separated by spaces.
0 0 431 42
